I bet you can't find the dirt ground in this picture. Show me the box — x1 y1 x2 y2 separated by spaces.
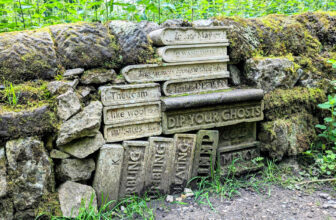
149 184 336 220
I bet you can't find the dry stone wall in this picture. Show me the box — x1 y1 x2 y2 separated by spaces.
0 12 335 219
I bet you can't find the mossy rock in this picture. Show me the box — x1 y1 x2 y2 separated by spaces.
259 112 318 161
263 87 326 121
50 22 121 69
0 28 59 83
0 105 58 145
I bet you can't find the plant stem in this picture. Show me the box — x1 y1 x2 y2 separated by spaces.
17 0 26 28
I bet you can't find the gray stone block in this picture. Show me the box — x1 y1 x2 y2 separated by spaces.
170 134 196 194
122 60 229 83
93 144 124 207
56 158 95 182
191 130 219 178
57 89 81 121
104 121 162 143
163 75 229 96
58 181 97 218
119 141 149 198
161 89 264 111
145 137 175 196
218 122 256 147
157 43 229 63
58 132 105 159
149 27 229 46
100 83 161 106
162 101 264 134
103 101 161 126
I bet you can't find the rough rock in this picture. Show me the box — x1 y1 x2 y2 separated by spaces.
5 137 53 211
160 19 192 28
58 181 97 218
50 22 120 69
259 113 318 160
63 68 84 79
80 68 116 85
263 87 326 121
58 132 105 159
0 198 14 220
0 29 58 83
108 20 155 65
138 20 160 34
56 158 95 182
244 57 301 92
47 80 75 96
229 64 241 86
0 106 57 145
166 195 174 203
50 149 70 159
57 90 81 121
0 147 6 198
56 101 102 146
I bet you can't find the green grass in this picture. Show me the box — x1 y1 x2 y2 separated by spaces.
1 0 335 32
52 159 333 219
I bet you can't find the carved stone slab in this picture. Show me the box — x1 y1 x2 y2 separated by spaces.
145 137 175 196
149 27 229 46
93 144 124 207
191 130 219 178
121 60 229 83
162 101 264 134
104 121 162 143
218 122 256 147
103 101 161 125
157 43 229 63
217 142 261 175
100 83 160 106
163 75 229 96
119 141 149 198
170 134 196 194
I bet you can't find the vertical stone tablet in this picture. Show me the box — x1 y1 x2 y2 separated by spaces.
99 83 161 106
145 137 175 196
119 141 149 199
218 122 256 147
191 130 219 178
170 134 196 194
93 144 124 207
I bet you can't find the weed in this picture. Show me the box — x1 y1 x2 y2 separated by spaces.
3 81 18 106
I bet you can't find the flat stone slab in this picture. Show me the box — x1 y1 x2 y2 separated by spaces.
93 144 124 207
104 121 162 143
161 89 264 111
219 122 256 147
170 134 196 194
145 137 175 196
122 60 229 83
162 101 264 134
217 142 261 175
149 27 229 46
119 141 149 199
100 83 160 106
103 101 161 125
192 130 218 178
163 75 229 96
157 43 229 63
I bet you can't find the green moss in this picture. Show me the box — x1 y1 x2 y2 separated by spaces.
35 193 62 218
264 87 326 120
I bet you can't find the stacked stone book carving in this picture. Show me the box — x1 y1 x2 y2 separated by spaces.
96 27 264 205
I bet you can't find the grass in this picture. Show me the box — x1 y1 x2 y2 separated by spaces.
51 158 335 219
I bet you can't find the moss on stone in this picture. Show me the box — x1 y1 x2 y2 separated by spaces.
264 87 326 120
35 192 62 218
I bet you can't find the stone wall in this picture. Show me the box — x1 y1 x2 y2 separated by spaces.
0 12 335 219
